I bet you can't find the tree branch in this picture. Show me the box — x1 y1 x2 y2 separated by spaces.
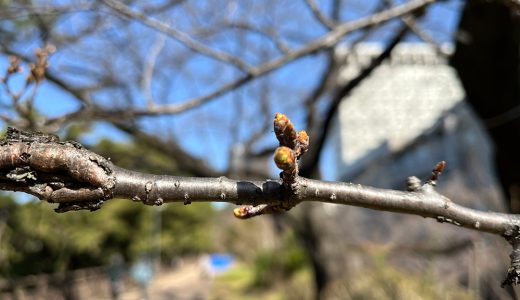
300 24 409 177
2 111 520 286
101 0 254 73
1 131 517 236
42 0 434 123
303 0 337 30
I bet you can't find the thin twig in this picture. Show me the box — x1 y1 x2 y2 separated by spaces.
142 33 167 108
101 0 253 73
384 0 447 57
300 24 409 176
303 0 337 30
51 0 435 122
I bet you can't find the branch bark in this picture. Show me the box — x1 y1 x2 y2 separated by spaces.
1 117 520 286
1 131 518 235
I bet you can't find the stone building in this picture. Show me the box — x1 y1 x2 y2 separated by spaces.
317 43 512 298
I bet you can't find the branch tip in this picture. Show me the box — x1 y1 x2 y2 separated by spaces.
427 160 446 186
234 203 295 219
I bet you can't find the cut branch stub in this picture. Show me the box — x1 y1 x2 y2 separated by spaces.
0 127 115 212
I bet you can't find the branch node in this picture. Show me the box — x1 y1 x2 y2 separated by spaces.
142 181 161 206
406 176 422 191
183 193 191 205
272 113 309 188
1 127 116 212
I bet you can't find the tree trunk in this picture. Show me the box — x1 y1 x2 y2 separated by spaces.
450 0 520 212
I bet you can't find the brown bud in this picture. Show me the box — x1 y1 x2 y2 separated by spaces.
7 56 21 74
427 160 447 185
274 146 296 170
233 206 250 219
434 161 446 174
296 130 309 157
233 204 283 219
274 113 297 149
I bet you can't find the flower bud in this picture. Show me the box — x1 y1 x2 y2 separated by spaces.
296 130 309 157
274 113 297 148
274 146 296 170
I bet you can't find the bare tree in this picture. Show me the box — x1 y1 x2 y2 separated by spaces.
2 0 520 298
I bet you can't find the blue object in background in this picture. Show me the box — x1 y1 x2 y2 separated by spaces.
209 254 234 273
131 258 154 286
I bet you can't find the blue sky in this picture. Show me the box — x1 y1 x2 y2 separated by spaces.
0 0 463 184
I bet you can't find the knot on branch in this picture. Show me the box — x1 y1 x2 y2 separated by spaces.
502 226 520 287
406 176 422 192
0 128 115 212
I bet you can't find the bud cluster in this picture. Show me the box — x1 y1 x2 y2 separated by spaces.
273 113 309 185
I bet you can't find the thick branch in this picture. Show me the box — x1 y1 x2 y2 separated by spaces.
0 127 518 235
2 124 520 285
110 168 520 235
